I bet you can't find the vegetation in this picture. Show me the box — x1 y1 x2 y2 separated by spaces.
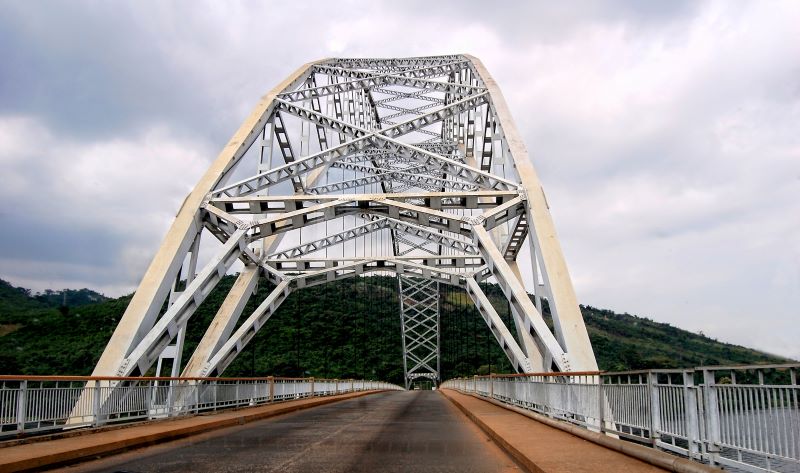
0 276 790 385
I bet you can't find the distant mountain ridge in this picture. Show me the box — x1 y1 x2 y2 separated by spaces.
0 279 108 311
0 277 790 381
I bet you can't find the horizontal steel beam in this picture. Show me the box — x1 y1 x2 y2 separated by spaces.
211 190 519 214
265 256 485 272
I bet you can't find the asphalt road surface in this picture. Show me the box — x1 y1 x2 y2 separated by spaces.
57 391 520 473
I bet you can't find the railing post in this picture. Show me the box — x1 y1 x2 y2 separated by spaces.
213 380 218 410
167 380 175 417
268 376 274 402
648 372 661 446
92 380 102 426
310 377 315 398
489 374 494 399
146 380 154 418
351 379 354 392
701 369 721 466
194 380 200 414
16 380 27 433
682 371 701 460
334 379 338 395
597 375 606 434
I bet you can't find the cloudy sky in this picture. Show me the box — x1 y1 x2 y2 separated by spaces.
0 1 797 360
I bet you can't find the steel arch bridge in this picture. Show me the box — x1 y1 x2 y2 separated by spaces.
91 55 597 389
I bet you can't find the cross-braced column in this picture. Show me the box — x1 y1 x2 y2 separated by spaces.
399 276 440 388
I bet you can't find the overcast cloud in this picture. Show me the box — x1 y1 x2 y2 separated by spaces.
0 0 797 359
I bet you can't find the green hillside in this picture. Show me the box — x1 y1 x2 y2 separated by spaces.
0 276 789 384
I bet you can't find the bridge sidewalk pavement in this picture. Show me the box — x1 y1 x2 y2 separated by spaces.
441 389 718 473
0 390 381 473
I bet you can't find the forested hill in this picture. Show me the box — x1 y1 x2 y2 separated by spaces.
0 279 107 315
0 276 789 384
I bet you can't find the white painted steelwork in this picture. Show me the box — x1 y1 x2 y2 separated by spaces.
87 55 598 392
443 363 800 473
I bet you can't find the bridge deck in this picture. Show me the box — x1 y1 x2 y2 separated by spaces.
1 390 687 473
50 391 518 473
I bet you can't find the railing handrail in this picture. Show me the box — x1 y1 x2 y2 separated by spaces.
688 362 800 371
445 362 800 381
0 375 381 383
451 371 602 379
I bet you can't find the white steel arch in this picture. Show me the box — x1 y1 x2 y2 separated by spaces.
90 55 598 388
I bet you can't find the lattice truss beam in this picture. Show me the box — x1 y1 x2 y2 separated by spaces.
90 55 598 388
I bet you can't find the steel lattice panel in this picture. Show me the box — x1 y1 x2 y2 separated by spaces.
399 276 440 388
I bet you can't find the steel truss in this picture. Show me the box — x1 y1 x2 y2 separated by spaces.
88 55 597 393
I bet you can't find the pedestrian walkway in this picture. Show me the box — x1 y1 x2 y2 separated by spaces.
441 389 718 473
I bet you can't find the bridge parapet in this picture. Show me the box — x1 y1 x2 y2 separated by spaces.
0 375 402 439
442 362 800 473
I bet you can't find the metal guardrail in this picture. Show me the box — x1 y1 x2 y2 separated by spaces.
442 364 800 473
0 375 402 438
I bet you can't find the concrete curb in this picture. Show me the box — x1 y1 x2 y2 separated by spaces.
441 389 719 473
0 390 383 473
442 389 543 473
